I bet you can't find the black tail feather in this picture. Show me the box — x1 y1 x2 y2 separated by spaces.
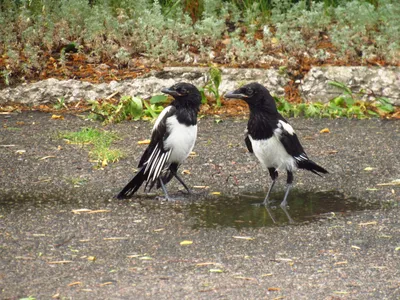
298 160 328 177
116 167 146 199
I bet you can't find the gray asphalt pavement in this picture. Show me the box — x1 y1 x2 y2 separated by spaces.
0 112 399 299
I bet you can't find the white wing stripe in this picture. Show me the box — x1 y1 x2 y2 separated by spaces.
153 152 166 182
148 148 160 176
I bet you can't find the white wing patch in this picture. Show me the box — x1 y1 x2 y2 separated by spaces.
152 106 173 132
278 120 294 135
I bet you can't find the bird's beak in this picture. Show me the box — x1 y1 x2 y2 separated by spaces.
161 87 181 97
224 91 248 99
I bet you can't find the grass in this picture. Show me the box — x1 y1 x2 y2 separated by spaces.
60 127 123 168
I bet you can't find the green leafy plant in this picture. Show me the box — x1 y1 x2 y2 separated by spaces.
53 97 67 110
60 127 123 168
203 66 222 107
88 94 167 124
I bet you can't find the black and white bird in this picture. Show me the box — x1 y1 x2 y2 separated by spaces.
225 82 328 220
116 82 201 201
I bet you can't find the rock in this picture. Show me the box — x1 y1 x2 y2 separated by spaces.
0 66 398 105
301 66 400 105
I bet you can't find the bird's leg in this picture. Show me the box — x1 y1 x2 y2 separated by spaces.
262 168 278 206
158 178 174 201
280 171 294 224
173 172 192 194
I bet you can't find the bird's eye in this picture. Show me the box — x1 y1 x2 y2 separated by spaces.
178 88 187 94
246 88 254 95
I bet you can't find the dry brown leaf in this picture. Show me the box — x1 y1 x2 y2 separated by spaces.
137 139 150 145
358 221 377 226
48 260 73 264
320 128 330 133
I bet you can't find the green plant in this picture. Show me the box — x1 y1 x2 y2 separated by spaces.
88 94 167 124
60 127 123 168
53 97 67 110
203 66 222 107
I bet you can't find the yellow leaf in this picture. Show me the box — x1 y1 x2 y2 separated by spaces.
364 167 375 171
87 256 96 261
271 37 279 44
232 236 255 240
211 192 221 195
138 139 150 145
209 269 223 273
102 158 108 167
51 114 64 120
180 240 193 246
320 128 330 133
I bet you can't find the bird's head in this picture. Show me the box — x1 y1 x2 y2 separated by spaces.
161 82 201 109
224 82 277 113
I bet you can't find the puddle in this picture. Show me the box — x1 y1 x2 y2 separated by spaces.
186 190 381 229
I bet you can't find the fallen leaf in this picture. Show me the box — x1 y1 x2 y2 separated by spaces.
39 155 56 160
87 209 111 214
196 262 218 267
358 221 377 227
57 145 63 150
103 237 129 241
102 158 108 167
48 260 73 264
87 256 96 261
181 169 191 175
137 139 150 145
320 128 330 133
377 179 400 186
395 247 400 251
139 256 153 260
351 245 361 250
271 37 279 44
209 269 223 273
364 167 375 171
267 287 281 291
71 208 92 214
51 114 64 120
234 276 256 281
193 185 209 189
99 282 113 287
232 236 255 240
211 192 221 195
180 240 193 246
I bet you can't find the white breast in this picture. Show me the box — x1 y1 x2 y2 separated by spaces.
164 116 197 164
249 134 297 172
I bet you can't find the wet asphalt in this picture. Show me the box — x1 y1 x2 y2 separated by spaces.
0 111 399 299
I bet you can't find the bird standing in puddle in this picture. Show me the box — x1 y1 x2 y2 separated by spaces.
225 82 328 223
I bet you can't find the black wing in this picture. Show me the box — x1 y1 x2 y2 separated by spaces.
244 131 253 153
137 105 176 188
278 117 328 175
276 117 308 162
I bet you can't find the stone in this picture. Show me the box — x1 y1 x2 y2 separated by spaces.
0 66 398 106
301 66 400 105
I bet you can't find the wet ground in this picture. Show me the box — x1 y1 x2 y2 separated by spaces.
1 112 399 299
